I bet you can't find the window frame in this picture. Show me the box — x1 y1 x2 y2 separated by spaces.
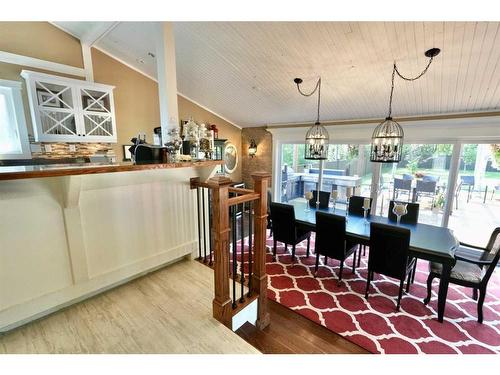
270 119 500 240
0 79 31 160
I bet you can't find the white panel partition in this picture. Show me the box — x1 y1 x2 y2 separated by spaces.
0 166 217 332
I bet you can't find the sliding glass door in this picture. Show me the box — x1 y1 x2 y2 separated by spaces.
376 144 453 226
279 143 372 206
277 140 499 246
447 143 500 246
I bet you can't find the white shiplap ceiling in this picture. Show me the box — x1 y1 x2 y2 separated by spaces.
53 21 500 127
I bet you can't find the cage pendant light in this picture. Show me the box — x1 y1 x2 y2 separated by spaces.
294 77 329 160
370 48 441 163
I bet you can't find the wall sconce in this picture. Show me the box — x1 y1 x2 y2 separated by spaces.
249 139 257 158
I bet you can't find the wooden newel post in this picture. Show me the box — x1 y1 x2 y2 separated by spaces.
251 172 271 330
208 175 234 328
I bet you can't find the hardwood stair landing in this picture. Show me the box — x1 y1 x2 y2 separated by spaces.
236 300 369 354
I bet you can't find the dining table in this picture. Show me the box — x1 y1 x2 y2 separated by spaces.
291 200 459 323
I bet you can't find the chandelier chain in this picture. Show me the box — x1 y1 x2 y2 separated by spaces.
296 77 322 123
387 56 435 118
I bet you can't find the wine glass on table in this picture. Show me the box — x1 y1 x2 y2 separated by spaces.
345 187 353 219
362 197 371 224
331 190 338 212
304 191 313 212
392 202 408 225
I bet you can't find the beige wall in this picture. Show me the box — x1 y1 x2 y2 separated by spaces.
91 48 161 157
0 22 242 180
0 22 83 68
178 95 242 181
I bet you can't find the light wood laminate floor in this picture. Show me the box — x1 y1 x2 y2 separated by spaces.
0 258 260 354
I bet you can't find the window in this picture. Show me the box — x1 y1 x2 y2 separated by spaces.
0 79 31 160
448 144 500 246
376 143 453 226
279 143 373 206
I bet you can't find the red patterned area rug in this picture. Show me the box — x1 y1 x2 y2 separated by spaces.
262 233 500 354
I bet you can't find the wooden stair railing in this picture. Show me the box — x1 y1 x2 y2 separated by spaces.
190 172 271 330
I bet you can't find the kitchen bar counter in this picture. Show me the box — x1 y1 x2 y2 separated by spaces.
0 159 223 181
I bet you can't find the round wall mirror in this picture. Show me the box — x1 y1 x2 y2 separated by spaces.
223 143 238 174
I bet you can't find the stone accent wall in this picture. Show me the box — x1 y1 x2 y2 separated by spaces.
241 127 272 189
30 142 115 160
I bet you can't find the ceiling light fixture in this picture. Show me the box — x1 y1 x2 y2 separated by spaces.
370 48 441 163
294 77 329 160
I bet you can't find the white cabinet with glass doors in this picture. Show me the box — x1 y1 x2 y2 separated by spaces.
21 70 117 143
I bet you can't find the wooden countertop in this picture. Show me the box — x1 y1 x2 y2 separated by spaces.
0 160 224 181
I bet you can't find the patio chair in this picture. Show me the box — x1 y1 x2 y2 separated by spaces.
314 212 359 283
459 175 475 203
402 173 414 180
424 227 500 323
393 178 412 202
415 179 437 205
365 223 416 310
270 202 312 261
422 175 439 183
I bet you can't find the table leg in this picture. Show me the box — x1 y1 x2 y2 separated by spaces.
483 186 488 204
437 264 452 322
412 188 417 203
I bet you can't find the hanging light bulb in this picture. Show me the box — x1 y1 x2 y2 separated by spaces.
294 77 329 160
370 48 441 163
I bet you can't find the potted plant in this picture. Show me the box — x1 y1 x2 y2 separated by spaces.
432 192 445 213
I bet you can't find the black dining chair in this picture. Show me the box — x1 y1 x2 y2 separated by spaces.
388 200 420 224
388 200 420 283
269 202 312 261
309 190 331 209
365 222 416 310
348 195 372 216
348 196 373 263
314 211 359 284
424 227 500 323
267 189 273 237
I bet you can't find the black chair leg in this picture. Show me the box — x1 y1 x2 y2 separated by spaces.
357 246 361 268
273 239 277 260
314 253 320 276
472 288 478 300
397 278 405 311
363 245 366 256
306 236 311 258
477 288 486 323
365 271 371 299
352 251 357 274
406 270 412 293
324 256 328 265
423 273 435 305
338 260 344 285
291 244 296 262
411 259 417 284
